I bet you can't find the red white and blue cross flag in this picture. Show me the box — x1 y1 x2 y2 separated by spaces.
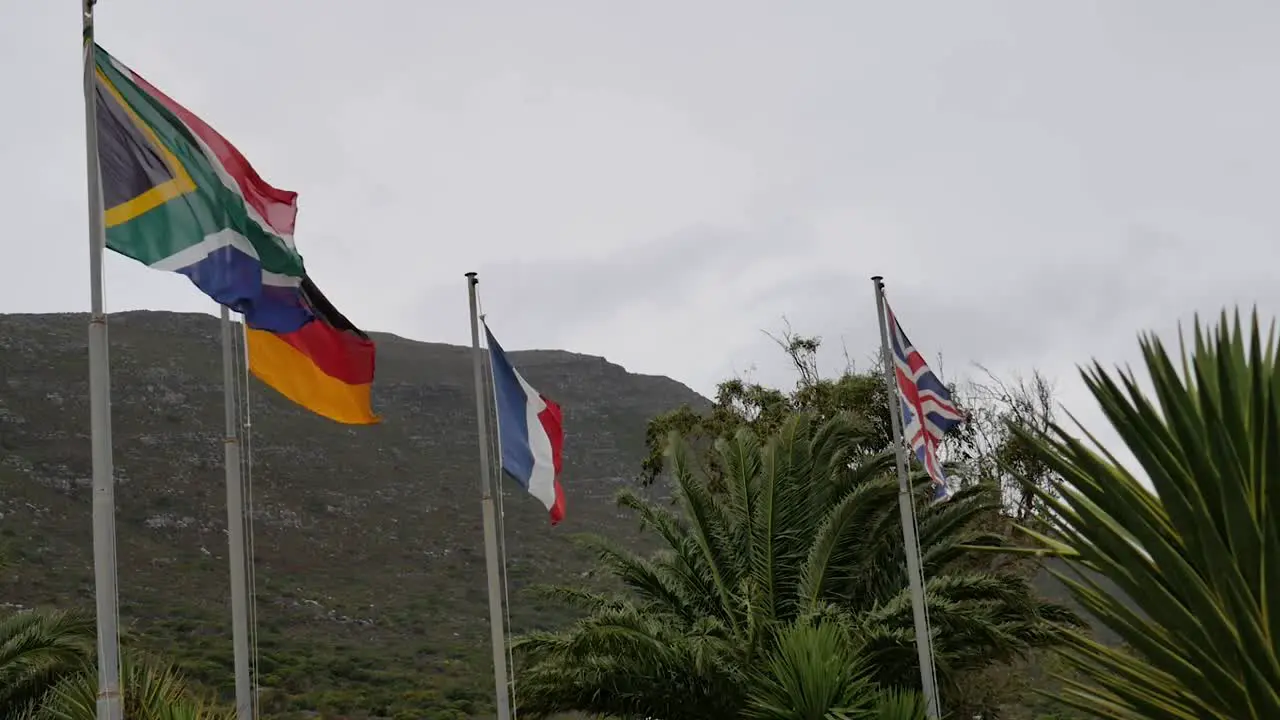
886 302 965 500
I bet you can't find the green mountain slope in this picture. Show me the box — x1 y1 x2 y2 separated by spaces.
0 311 702 718
0 311 1125 718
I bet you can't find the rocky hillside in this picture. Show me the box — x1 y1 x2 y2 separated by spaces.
0 311 705 718
0 310 1127 719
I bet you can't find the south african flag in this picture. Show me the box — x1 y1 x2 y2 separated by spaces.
94 44 307 333
94 45 378 425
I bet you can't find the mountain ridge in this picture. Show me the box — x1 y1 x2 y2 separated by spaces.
0 309 705 717
0 310 1114 717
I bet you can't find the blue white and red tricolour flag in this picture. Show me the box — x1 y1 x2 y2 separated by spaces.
485 324 567 525
886 302 965 501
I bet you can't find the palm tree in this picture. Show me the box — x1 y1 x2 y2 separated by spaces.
515 413 1078 719
33 654 233 720
1011 311 1280 719
745 615 930 720
0 608 231 720
0 609 96 717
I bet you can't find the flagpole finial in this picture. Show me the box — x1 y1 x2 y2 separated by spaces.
871 275 883 283
465 271 478 286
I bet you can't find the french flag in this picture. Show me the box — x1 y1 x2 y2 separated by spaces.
485 325 567 525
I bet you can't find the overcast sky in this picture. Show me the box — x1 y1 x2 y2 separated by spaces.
3 1 1279 464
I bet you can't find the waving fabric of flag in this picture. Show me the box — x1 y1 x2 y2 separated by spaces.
485 325 566 525
886 302 965 499
94 45 378 424
93 44 306 333
245 278 379 425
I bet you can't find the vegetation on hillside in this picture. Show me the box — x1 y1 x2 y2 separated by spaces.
0 311 702 719
514 413 1080 718
14 311 1280 719
641 328 1064 524
634 330 1093 716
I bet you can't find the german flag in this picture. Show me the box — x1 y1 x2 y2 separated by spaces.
246 277 379 425
91 45 375 424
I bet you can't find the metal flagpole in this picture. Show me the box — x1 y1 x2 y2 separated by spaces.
466 272 513 720
483 348 520 717
221 307 254 719
871 276 942 719
81 3 123 718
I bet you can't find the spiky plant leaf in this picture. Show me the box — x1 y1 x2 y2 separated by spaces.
744 616 878 720
32 653 233 720
1011 309 1280 719
869 687 930 720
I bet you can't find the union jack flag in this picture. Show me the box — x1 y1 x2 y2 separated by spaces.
886 301 965 500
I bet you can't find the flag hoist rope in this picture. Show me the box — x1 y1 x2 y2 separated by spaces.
893 335 943 704
466 272 514 720
477 293 520 720
99 222 124 720
234 320 264 719
872 276 943 719
221 307 255 719
905 467 942 701
221 311 263 719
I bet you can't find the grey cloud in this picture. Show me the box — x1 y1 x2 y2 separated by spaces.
718 216 1280 410
3 0 1279 467
409 216 816 351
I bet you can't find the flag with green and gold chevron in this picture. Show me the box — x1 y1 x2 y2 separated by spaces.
94 44 309 332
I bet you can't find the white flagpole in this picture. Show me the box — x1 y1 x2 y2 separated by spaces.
221 307 254 719
466 272 513 720
81 3 123 718
871 276 941 719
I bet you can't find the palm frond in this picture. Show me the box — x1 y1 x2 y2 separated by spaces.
668 431 743 627
29 651 231 720
514 608 743 720
522 585 627 614
797 476 898 609
570 533 711 624
744 616 878 720
517 407 1078 717
0 609 96 718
